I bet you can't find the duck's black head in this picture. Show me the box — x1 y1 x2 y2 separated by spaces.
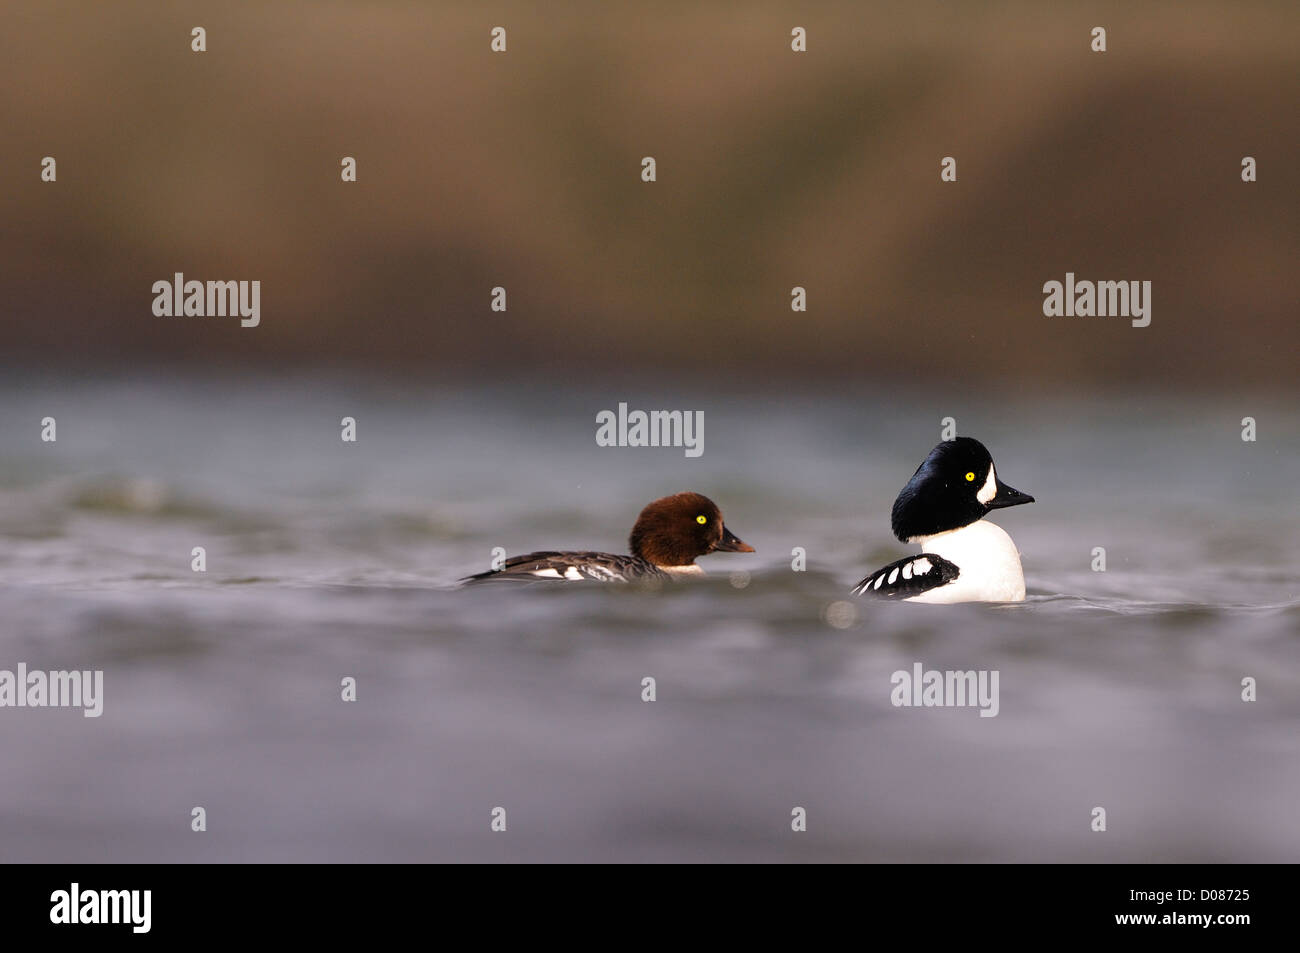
890 437 1034 542
629 492 754 568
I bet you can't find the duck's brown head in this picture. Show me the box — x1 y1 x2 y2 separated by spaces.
628 492 754 568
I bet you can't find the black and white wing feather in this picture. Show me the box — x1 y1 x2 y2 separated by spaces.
851 553 959 599
460 551 658 584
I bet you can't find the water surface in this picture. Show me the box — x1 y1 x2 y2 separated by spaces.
1 376 1296 861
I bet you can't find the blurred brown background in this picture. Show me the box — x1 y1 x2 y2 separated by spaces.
1 1 1296 391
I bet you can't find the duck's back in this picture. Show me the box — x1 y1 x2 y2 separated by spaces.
461 551 662 583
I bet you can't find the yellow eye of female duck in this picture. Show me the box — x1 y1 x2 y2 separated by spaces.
696 515 707 524
965 472 975 482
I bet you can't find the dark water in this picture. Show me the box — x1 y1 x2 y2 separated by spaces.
1 375 1297 861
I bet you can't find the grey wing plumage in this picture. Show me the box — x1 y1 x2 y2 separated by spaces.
851 553 959 599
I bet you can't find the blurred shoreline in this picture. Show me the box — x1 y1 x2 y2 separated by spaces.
2 1 1296 390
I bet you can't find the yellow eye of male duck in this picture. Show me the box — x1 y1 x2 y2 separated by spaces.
965 472 975 481
696 515 707 524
